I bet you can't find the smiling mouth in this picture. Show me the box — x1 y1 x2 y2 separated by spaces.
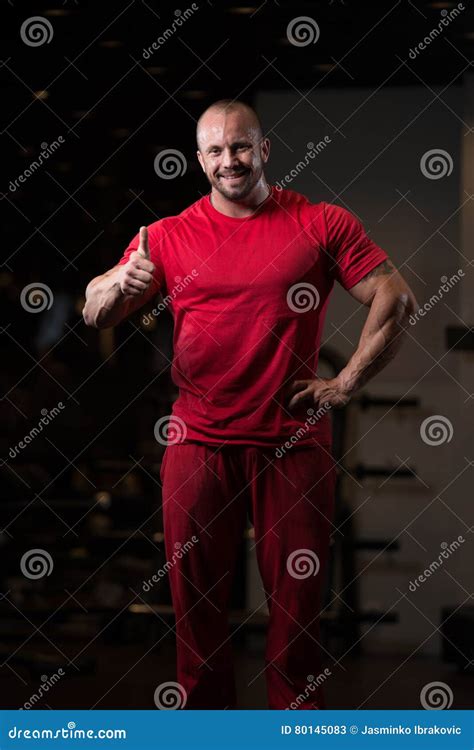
219 171 248 181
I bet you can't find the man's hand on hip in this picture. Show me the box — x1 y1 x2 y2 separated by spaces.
287 377 352 411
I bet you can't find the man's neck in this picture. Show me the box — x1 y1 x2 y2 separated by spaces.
210 179 271 218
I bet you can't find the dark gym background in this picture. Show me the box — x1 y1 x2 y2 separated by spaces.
1 0 473 710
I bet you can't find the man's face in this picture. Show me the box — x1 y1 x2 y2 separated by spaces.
197 111 270 201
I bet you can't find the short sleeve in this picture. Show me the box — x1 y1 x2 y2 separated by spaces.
323 202 389 290
116 221 166 295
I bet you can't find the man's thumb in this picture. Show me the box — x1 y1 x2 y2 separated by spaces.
137 225 149 259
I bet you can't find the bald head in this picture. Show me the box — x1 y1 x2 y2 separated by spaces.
196 99 263 149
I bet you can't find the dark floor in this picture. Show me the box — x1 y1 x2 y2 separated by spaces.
0 634 472 710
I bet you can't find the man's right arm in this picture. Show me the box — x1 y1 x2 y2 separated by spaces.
82 226 157 329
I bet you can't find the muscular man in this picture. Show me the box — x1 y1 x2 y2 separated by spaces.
83 99 417 710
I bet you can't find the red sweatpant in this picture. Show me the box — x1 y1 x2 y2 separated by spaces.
160 442 336 709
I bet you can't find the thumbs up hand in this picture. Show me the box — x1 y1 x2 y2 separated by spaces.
118 226 156 297
136 225 150 260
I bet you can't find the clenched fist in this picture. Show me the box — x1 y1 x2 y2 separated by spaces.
118 226 156 297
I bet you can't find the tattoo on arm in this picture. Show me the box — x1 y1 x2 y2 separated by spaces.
360 259 396 281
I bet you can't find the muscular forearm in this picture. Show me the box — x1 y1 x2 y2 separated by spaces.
82 267 135 329
83 231 157 329
337 288 415 396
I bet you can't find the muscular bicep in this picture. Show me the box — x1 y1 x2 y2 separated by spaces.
346 258 409 306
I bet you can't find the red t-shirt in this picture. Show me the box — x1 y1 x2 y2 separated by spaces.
117 186 388 447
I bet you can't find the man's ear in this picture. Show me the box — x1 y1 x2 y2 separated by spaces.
261 137 270 164
197 150 206 173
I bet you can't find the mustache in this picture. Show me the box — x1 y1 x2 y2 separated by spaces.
217 169 249 177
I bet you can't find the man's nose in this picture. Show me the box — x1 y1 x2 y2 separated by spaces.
221 147 238 169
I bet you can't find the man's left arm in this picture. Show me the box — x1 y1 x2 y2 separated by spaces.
288 258 418 410
336 257 418 393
